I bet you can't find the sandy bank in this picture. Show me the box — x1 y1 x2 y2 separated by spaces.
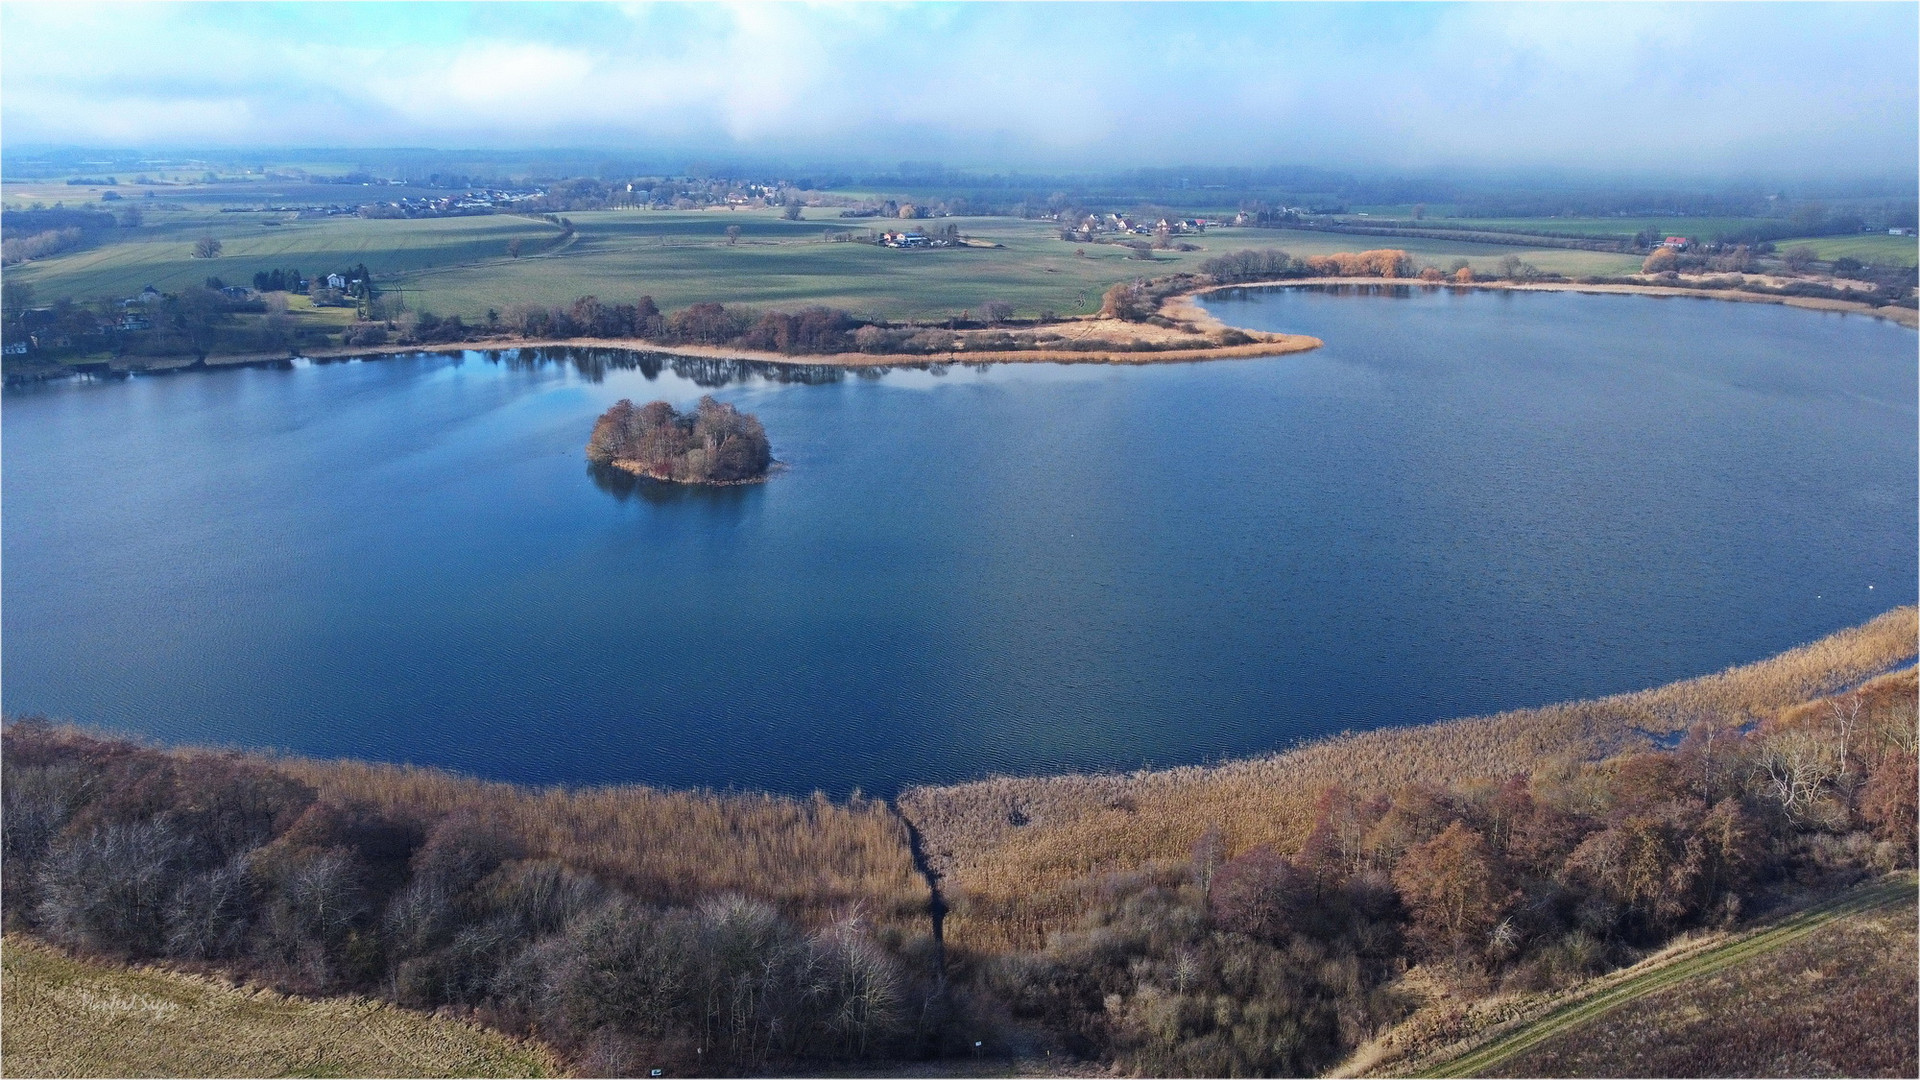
199 321 1322 371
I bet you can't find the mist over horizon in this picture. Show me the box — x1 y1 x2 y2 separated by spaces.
4 1 1916 185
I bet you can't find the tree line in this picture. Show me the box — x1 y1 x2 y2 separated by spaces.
1198 248 1414 283
1 205 131 266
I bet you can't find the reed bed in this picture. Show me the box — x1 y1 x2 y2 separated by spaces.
274 760 928 930
902 607 1917 952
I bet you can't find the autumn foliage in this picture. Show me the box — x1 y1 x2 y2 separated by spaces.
1199 248 1412 283
585 396 772 484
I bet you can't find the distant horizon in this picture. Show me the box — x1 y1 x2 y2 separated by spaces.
3 2 1915 181
5 145 1915 201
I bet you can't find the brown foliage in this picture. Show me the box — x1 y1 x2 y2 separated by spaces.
275 758 925 930
1393 822 1513 963
1861 750 1918 854
1302 249 1411 278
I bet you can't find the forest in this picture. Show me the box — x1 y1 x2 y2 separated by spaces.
586 397 773 485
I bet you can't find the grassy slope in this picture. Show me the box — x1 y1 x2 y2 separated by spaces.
9 204 1642 322
901 608 1919 953
1412 874 1918 1078
0 936 555 1078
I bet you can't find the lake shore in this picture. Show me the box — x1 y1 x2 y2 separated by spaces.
14 272 1905 382
1175 274 1920 328
190 318 1323 372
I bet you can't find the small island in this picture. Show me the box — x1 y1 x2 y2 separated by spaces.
586 395 773 484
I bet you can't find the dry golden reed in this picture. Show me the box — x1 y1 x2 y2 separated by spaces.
272 761 928 930
901 607 1917 952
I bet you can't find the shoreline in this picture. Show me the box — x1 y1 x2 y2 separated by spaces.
1182 274 1920 328
602 458 778 486
13 273 1910 383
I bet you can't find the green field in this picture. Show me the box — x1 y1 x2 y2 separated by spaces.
1774 232 1919 267
1244 227 1640 278
1343 211 1785 241
1425 215 1773 240
1 936 555 1078
9 203 1644 322
5 210 565 302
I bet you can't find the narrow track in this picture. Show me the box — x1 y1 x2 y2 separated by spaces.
1422 875 1917 1078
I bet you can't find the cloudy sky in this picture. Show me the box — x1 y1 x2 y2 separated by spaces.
4 2 1915 177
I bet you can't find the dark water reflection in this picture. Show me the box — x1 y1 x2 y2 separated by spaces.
3 288 1914 795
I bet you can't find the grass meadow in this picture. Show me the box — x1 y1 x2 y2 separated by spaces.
1775 232 1919 267
1392 215 1777 240
1 936 557 1078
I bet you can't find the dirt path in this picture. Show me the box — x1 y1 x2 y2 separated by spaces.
1418 875 1918 1078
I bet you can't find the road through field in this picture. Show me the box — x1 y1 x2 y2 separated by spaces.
1420 874 1919 1078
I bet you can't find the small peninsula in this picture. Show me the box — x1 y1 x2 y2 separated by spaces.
586 395 773 484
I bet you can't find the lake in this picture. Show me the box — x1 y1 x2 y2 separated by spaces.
4 287 1913 796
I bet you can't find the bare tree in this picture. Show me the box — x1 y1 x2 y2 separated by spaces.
725 225 742 246
192 235 223 259
1753 728 1842 821
1830 695 1862 777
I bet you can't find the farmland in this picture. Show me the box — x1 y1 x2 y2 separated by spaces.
1774 232 1919 267
1348 214 1779 241
3 210 565 303
7 200 1643 323
1 935 556 1078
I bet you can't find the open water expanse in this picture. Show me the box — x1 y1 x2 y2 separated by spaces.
4 287 1914 795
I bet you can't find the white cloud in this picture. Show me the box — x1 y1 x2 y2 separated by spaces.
1 1 1912 177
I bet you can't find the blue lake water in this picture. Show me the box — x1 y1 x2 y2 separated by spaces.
3 287 1914 796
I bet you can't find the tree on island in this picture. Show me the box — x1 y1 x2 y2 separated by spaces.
586 396 772 484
